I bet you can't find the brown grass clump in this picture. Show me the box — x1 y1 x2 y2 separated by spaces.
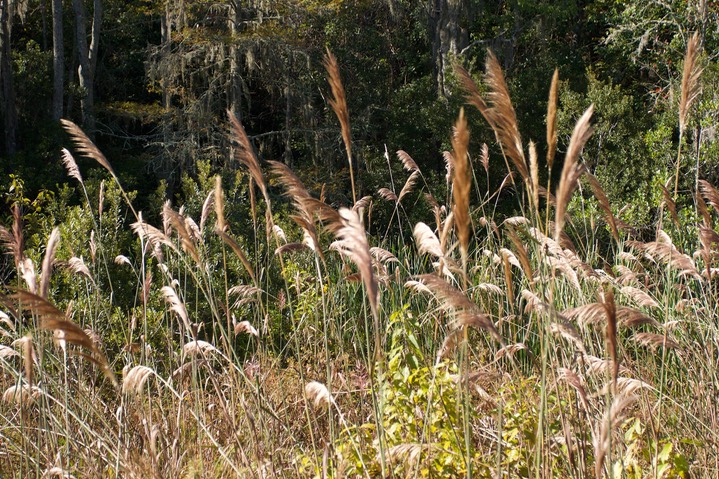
413 222 443 259
674 32 703 198
39 227 60 298
3 290 117 388
160 285 193 334
60 148 83 184
396 150 419 172
304 381 335 408
324 49 355 204
451 108 471 267
0 203 24 270
233 319 259 337
61 119 116 178
584 172 619 242
555 105 594 241
413 274 503 345
122 365 155 395
3 383 42 407
228 111 269 205
332 208 379 324
455 55 529 184
546 69 559 169
593 394 636 479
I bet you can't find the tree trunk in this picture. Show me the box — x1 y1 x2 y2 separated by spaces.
73 0 101 132
429 0 469 98
229 2 242 122
0 0 17 155
52 0 64 121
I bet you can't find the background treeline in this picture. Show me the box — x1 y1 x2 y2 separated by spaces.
1 0 718 222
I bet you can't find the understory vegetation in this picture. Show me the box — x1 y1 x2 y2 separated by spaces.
2 34 718 479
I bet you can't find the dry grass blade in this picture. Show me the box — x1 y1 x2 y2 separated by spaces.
454 65 491 123
304 380 335 408
0 203 24 270
505 227 534 282
413 222 443 258
272 224 287 244
6 290 117 387
674 32 703 198
594 394 636 479
333 208 379 321
396 150 418 172
595 377 654 397
679 32 702 133
3 384 42 407
476 283 503 295
122 365 155 395
414 274 503 345
557 368 589 411
216 231 257 283
199 189 214 234
131 216 176 252
582 354 628 377
268 160 312 214
584 172 619 242
61 119 116 177
633 332 680 351
0 309 15 332
214 175 226 233
11 335 35 385
39 227 60 298
555 105 594 241
324 49 355 203
452 108 471 265
484 53 528 183
699 179 719 214
619 286 659 309
60 148 83 184
275 242 309 256
436 330 462 365
479 143 489 173
443 150 454 184
602 289 619 390
0 345 19 358
353 195 372 212
630 238 700 278
546 69 559 169
404 280 432 295
182 340 218 357
163 203 200 264
161 286 192 333
42 466 75 478
378 187 398 202
495 342 527 360
228 111 269 203
660 182 680 227
66 257 95 284
234 320 259 337
550 321 586 354
696 189 712 228
562 303 608 328
529 141 539 209
228 285 262 308
386 443 432 466
398 170 421 202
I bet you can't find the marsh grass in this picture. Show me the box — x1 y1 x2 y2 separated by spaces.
0 43 718 478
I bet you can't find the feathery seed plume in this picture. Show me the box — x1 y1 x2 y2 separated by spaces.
555 105 594 241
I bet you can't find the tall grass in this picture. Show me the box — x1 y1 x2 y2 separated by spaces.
0 43 718 478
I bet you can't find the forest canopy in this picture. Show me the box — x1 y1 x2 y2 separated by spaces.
1 0 717 220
